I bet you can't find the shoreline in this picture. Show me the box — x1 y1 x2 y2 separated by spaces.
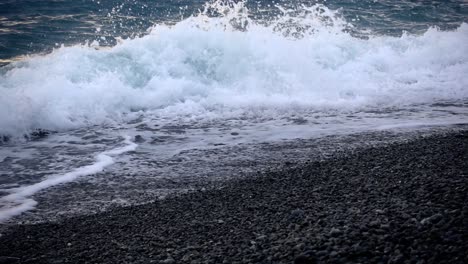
2 124 466 226
1 128 467 263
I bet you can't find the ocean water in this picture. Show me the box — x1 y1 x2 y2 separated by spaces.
0 0 467 223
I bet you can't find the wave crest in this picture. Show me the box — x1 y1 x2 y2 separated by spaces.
1 1 467 137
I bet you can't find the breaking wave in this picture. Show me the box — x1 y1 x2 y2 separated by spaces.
1 1 467 137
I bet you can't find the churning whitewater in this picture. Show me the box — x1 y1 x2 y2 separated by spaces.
1 3 467 138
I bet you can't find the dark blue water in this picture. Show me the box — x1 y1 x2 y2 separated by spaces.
1 0 467 64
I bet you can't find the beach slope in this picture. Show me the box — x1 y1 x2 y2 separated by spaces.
1 130 467 263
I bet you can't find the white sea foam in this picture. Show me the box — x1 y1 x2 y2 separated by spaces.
0 2 467 137
0 136 137 222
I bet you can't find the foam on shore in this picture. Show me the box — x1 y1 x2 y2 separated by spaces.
0 136 137 222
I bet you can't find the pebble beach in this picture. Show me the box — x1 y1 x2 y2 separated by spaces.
1 129 467 263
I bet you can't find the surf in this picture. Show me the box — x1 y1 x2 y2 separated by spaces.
0 1 467 138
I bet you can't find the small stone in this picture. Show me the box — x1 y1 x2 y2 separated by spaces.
352 243 365 254
294 243 305 251
380 223 390 229
181 254 191 262
67 242 72 247
420 213 443 225
384 246 392 254
329 228 342 237
390 254 404 263
290 209 305 220
161 257 175 264
369 220 380 227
